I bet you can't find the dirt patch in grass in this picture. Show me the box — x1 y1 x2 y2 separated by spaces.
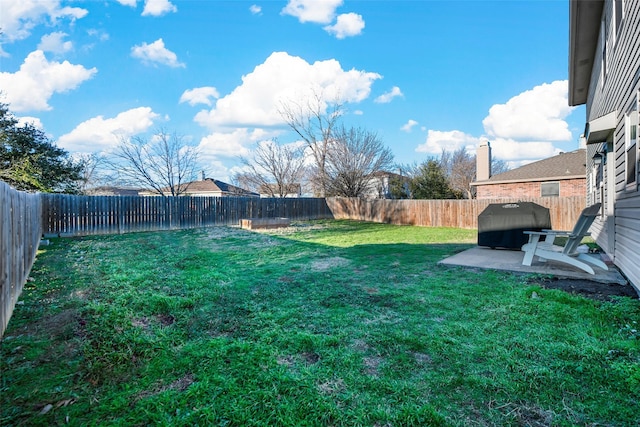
495 403 555 427
34 308 81 339
311 256 350 271
317 378 346 395
135 374 195 402
363 356 383 377
132 317 151 330
530 277 638 301
156 314 175 326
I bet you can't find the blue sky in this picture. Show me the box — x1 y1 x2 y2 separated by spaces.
0 0 585 182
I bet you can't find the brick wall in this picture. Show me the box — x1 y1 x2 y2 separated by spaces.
476 178 586 199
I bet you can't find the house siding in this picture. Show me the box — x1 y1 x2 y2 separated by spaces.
586 141 610 249
476 178 585 200
583 0 640 291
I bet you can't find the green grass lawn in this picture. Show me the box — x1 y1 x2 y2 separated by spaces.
1 220 639 426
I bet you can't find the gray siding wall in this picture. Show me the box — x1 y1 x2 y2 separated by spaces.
585 0 640 291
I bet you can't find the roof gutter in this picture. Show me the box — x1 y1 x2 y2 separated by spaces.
568 0 604 106
471 175 586 187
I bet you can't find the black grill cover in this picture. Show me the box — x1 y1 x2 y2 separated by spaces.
478 202 551 249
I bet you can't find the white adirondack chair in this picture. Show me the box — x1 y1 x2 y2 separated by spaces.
521 203 608 274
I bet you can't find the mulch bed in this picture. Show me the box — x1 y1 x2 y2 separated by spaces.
530 277 638 301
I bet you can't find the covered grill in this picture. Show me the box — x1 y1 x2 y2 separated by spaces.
478 202 551 249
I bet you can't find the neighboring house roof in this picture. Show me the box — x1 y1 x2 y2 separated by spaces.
186 178 259 196
568 0 604 106
85 186 141 196
259 183 302 195
472 149 586 186
143 178 259 197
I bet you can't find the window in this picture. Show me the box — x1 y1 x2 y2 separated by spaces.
541 182 560 197
625 98 638 188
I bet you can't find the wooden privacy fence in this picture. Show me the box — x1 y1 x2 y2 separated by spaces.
41 194 588 237
41 195 334 237
1 182 42 338
326 196 587 231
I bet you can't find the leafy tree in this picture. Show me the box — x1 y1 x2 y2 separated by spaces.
388 174 412 199
387 163 415 199
325 126 394 198
410 159 460 199
0 102 81 192
111 129 200 197
236 139 306 197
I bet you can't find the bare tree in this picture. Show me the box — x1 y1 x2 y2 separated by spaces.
232 171 258 194
439 146 512 199
324 126 394 198
278 90 344 196
439 147 476 199
237 140 306 198
491 157 510 176
75 153 112 194
111 129 199 196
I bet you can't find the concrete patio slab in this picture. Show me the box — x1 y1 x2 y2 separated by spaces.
439 246 628 285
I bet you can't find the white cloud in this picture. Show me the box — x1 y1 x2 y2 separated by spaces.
179 87 220 106
0 50 97 112
131 38 185 68
197 128 278 162
415 80 576 164
375 86 403 104
0 0 87 45
205 160 236 183
482 80 574 141
401 119 418 133
87 29 110 42
282 0 342 24
489 138 560 163
38 32 72 54
194 51 381 129
416 130 483 155
115 0 137 6
17 116 44 130
58 107 160 153
324 12 364 39
142 0 177 17
250 5 262 15
353 110 364 116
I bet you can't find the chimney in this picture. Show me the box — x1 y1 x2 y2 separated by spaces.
476 141 491 181
201 170 206 181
